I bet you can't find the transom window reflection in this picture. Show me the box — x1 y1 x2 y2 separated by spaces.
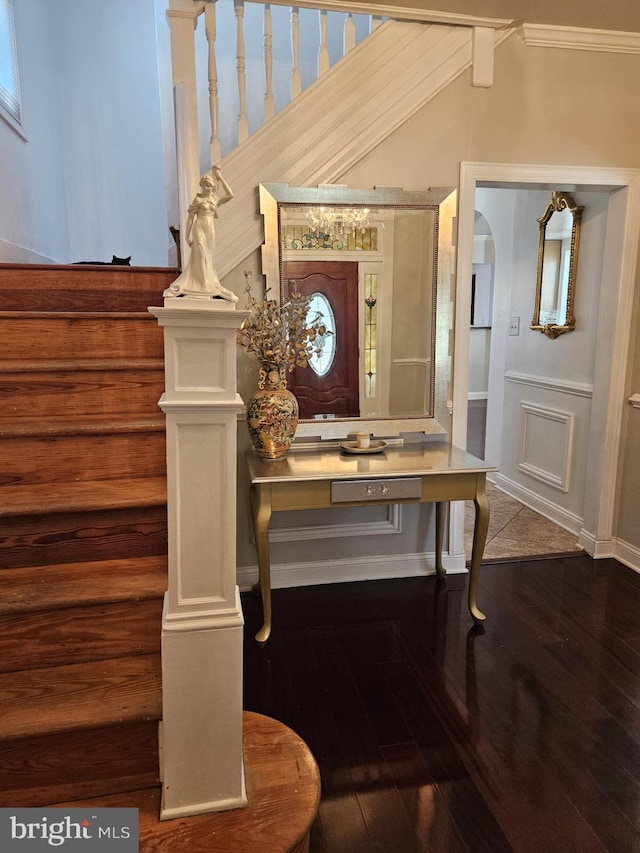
307 292 336 377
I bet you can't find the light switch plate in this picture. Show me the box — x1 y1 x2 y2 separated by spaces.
509 316 520 336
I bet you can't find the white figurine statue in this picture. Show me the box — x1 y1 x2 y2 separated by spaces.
164 165 238 302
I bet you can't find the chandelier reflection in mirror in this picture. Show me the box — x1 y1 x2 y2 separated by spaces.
307 206 370 243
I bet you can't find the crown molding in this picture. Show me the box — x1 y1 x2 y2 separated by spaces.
519 23 640 54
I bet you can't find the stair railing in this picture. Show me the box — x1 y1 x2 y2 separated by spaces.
166 0 501 267
167 0 384 255
209 0 380 161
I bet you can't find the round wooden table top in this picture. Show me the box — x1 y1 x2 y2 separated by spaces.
137 711 321 852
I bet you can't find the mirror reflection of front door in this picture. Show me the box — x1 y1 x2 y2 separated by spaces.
283 261 359 419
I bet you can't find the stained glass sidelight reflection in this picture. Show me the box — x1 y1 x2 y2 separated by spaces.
364 273 378 398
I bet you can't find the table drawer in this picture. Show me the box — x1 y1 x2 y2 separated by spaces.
331 477 422 503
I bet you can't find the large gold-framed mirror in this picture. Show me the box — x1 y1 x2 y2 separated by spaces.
259 183 456 439
531 191 583 339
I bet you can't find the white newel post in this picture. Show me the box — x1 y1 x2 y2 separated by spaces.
149 300 248 820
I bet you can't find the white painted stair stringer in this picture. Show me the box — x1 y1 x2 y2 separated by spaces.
214 20 515 282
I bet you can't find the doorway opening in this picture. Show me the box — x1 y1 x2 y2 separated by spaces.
453 163 640 567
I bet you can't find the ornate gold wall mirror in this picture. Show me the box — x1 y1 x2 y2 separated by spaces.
259 183 456 439
531 191 583 339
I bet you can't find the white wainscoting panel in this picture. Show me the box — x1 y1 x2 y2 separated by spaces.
517 402 575 492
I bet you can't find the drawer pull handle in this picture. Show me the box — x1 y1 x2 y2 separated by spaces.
331 477 422 503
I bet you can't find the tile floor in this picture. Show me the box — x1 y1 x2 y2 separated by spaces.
465 482 582 561
465 400 582 561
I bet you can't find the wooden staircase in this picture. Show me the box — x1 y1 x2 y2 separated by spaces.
0 263 175 807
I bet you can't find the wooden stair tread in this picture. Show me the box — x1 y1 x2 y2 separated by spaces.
0 371 164 419
0 311 159 320
0 313 163 361
0 358 164 372
0 264 177 312
0 414 165 437
0 263 177 272
50 712 320 853
0 476 167 517
0 504 167 569
0 599 163 673
0 654 162 739
0 722 160 808
0 555 167 615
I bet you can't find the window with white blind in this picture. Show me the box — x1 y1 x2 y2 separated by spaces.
0 0 21 126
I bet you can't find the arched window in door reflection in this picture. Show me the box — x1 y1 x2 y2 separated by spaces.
307 292 336 377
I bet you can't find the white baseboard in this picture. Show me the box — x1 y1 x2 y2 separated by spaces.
237 551 467 592
577 528 596 555
0 237 56 264
565 527 640 570
577 528 616 558
493 473 583 535
614 538 640 573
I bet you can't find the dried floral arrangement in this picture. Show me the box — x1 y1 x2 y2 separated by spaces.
237 280 326 388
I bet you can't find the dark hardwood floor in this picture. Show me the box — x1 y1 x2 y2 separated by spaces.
242 555 640 852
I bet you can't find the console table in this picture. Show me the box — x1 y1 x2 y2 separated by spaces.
247 441 495 644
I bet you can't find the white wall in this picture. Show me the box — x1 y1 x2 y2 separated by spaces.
2 0 169 265
0 0 68 262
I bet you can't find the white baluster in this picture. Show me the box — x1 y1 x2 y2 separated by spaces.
166 5 202 266
344 11 356 53
371 15 383 32
318 9 329 75
291 7 301 98
204 1 221 165
234 0 249 143
264 4 275 120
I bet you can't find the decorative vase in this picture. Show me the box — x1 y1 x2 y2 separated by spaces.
247 366 299 461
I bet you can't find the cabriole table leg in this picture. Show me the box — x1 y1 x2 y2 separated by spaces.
250 483 273 644
468 476 490 623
